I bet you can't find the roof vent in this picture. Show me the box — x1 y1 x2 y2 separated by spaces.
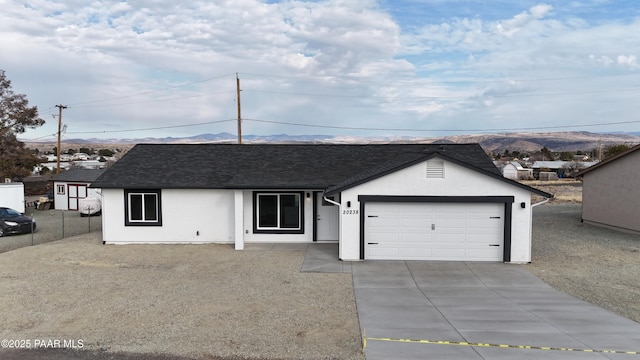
426 159 445 178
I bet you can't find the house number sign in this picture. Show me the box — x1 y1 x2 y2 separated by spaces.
343 209 359 215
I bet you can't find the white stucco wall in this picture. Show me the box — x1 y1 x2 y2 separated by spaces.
101 188 235 244
338 159 535 263
101 188 317 245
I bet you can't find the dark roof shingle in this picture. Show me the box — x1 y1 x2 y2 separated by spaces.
51 168 106 182
90 143 551 197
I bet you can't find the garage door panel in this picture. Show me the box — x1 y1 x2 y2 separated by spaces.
365 202 504 261
401 217 432 228
401 233 432 243
368 247 401 257
399 203 434 213
368 231 400 243
468 218 499 225
368 217 400 228
399 248 433 258
435 233 467 243
432 248 468 259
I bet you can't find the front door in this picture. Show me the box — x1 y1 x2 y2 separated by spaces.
68 184 88 211
316 192 339 241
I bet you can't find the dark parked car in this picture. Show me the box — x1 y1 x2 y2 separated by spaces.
0 207 36 237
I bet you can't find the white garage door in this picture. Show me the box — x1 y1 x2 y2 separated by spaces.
365 202 504 261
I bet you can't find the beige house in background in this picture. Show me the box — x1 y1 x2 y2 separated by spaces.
575 144 640 234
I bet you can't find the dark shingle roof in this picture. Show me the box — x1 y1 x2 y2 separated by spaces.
90 143 551 197
51 168 106 182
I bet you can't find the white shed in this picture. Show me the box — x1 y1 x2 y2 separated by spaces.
51 169 105 211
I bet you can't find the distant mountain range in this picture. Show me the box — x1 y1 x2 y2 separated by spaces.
24 131 640 153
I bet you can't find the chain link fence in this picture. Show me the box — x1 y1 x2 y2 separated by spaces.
0 206 102 254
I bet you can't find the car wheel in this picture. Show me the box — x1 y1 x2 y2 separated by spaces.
0 227 4 237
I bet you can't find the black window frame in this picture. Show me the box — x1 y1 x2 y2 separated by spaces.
253 191 304 234
124 189 162 226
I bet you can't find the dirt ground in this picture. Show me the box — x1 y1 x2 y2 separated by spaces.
0 237 363 360
528 204 640 324
522 179 583 203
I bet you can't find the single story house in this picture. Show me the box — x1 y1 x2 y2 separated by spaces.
575 144 640 234
90 143 553 263
51 168 105 211
39 160 106 173
532 160 598 178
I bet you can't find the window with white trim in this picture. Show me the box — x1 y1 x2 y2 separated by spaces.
125 189 162 226
254 192 304 233
56 184 65 195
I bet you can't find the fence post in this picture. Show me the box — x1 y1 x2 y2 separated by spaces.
31 213 34 246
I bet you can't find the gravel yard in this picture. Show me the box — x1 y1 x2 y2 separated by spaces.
528 203 640 323
0 236 363 360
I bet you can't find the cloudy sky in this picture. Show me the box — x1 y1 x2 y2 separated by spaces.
2 0 640 141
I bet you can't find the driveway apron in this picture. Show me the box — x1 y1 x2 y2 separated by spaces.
352 261 640 359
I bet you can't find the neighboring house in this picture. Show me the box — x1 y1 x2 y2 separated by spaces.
71 152 90 161
532 161 598 178
38 160 106 173
51 168 105 211
575 144 640 234
501 161 533 180
90 144 553 263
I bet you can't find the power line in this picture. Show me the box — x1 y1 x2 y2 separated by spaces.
240 71 640 85
64 119 236 135
243 118 640 133
41 71 640 113
243 86 640 100
24 116 640 139
70 90 235 109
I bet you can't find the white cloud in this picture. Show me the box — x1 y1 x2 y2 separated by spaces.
617 54 638 68
1 0 640 139
496 4 553 37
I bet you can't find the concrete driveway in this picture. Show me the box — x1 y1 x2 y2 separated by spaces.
352 261 640 359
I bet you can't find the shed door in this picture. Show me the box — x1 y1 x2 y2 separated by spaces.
365 202 504 261
68 184 88 211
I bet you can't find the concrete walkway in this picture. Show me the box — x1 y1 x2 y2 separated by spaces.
352 261 640 359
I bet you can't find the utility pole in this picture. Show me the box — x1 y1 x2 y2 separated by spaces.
55 104 67 174
236 73 242 144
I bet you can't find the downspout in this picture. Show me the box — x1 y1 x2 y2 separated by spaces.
323 194 342 259
323 195 341 208
531 197 551 208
